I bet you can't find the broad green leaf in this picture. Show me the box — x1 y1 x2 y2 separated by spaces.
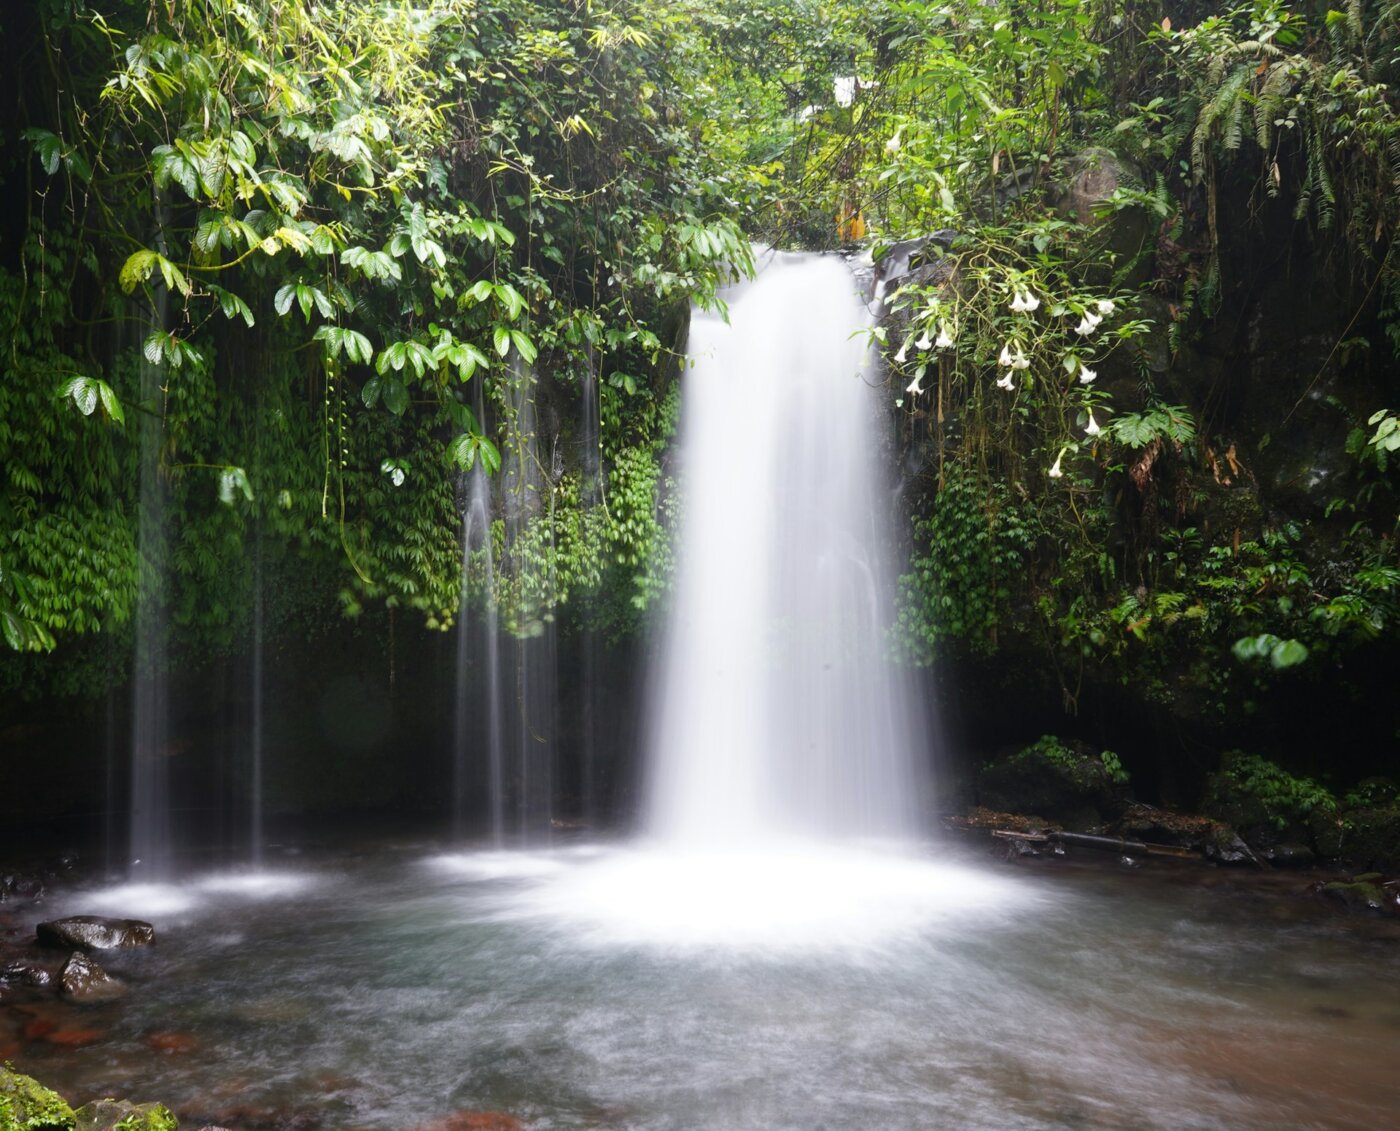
97 382 125 424
62 376 98 416
509 330 538 364
382 378 409 415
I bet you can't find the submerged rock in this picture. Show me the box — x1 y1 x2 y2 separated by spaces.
36 917 155 952
73 1100 177 1131
59 953 126 1002
1263 843 1317 868
146 1030 199 1055
0 1067 76 1130
1317 880 1400 916
415 1113 526 1131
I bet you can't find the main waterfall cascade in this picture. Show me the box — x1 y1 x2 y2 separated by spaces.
449 252 982 951
647 250 928 846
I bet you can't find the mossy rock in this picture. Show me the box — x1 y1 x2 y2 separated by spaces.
1319 880 1399 915
1202 752 1336 847
976 736 1129 830
73 1101 177 1131
0 1069 76 1131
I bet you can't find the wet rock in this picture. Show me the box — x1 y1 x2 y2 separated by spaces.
1055 147 1136 225
0 873 45 904
1264 843 1317 868
1202 828 1262 867
1003 838 1042 860
73 1099 177 1131
0 1066 76 1130
59 952 127 1002
1 960 56 987
37 916 155 951
871 230 958 309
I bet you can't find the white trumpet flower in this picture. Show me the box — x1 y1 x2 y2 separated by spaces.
1048 450 1065 478
1074 311 1103 336
1096 298 1116 316
906 372 925 396
1078 363 1097 385
996 372 1015 391
1085 410 1101 437
935 324 954 350
999 342 1029 370
1010 289 1040 314
915 331 933 351
894 341 909 364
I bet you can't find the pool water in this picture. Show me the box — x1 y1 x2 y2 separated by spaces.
6 835 1399 1130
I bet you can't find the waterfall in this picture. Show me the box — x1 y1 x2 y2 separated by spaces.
129 286 172 877
452 456 506 844
577 360 602 826
646 252 925 846
249 521 265 865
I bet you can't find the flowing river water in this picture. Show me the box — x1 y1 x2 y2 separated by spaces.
6 837 1400 1130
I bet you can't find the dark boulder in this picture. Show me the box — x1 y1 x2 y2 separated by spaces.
36 916 155 951
59 952 127 1002
977 736 1129 829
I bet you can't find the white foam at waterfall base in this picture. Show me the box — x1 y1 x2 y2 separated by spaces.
488 841 1033 955
438 254 1022 955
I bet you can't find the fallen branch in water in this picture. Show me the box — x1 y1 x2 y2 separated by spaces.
990 828 1201 860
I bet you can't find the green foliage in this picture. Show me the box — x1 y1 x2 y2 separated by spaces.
5 0 747 662
1212 751 1337 831
1011 734 1130 788
0 1067 76 1131
1109 404 1197 449
1232 632 1309 669
895 463 1036 662
1099 749 1130 786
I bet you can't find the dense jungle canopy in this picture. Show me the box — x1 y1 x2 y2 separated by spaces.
4 0 1400 804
